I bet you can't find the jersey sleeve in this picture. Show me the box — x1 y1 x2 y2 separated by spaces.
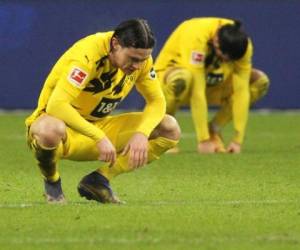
190 67 210 142
58 60 92 97
180 32 210 142
231 41 253 144
46 60 106 141
134 57 166 137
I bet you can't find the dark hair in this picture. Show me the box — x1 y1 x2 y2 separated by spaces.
112 19 156 49
217 20 248 60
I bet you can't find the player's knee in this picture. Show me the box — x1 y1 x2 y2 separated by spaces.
156 115 181 141
260 71 270 90
166 69 192 98
250 69 270 103
250 69 263 82
34 119 66 148
251 69 270 86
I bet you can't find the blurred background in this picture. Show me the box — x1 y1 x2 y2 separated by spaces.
1 0 299 110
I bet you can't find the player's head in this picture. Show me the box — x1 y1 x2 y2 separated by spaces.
110 19 156 74
113 19 155 49
213 20 248 61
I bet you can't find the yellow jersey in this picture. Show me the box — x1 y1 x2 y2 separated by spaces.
26 32 165 141
155 18 253 143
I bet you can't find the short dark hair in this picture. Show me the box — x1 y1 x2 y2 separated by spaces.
218 20 248 60
113 19 156 49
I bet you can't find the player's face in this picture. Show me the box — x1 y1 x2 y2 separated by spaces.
110 38 152 75
212 34 230 62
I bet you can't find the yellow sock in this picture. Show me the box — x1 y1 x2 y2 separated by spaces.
32 139 60 182
147 137 178 162
97 137 178 180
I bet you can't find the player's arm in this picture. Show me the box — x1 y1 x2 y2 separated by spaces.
181 38 216 153
190 68 209 142
46 63 116 163
230 72 250 144
230 42 253 148
135 58 166 137
47 87 106 140
190 69 218 153
121 58 166 168
46 63 105 141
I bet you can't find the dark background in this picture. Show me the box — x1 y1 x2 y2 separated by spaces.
1 0 299 109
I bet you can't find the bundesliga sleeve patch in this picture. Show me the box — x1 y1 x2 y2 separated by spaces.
68 67 88 87
191 51 205 65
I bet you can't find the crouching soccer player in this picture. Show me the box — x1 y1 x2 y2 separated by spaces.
155 17 270 154
25 19 180 203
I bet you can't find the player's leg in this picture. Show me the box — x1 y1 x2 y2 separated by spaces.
27 114 67 203
78 113 180 203
158 68 192 153
147 114 181 158
249 69 270 105
159 68 193 116
39 121 120 204
97 113 180 178
210 68 270 145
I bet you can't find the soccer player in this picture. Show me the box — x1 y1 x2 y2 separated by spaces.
155 17 270 154
25 19 180 203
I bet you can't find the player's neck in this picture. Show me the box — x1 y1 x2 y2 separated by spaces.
108 52 118 69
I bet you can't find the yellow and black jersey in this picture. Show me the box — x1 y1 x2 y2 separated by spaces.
26 32 165 141
155 18 253 143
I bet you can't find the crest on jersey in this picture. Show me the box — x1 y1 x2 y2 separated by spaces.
149 67 156 80
191 51 205 65
68 67 88 87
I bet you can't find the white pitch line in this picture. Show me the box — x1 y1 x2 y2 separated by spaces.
0 199 298 208
0 237 161 245
0 235 299 245
143 200 300 206
204 199 300 205
0 203 36 208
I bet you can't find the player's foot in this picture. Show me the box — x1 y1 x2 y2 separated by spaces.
166 146 180 154
210 133 226 153
78 171 121 204
44 178 66 204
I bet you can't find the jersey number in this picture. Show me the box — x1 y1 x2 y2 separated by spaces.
90 97 121 118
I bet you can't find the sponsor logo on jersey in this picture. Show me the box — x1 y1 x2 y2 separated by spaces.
191 51 205 65
68 67 88 87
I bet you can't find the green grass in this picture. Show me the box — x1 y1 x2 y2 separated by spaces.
1 111 300 250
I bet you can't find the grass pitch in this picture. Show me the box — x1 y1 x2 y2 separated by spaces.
0 111 300 250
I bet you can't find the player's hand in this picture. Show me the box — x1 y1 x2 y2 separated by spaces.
197 140 217 154
121 132 148 168
226 141 241 154
96 137 116 164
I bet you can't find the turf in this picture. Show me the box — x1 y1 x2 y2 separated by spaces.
1 111 300 250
